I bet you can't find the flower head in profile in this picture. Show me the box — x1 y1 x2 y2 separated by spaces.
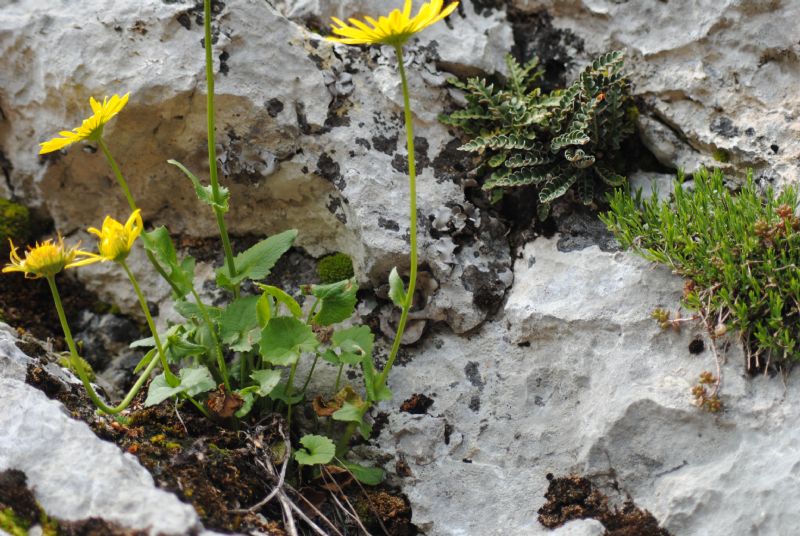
74 210 144 266
328 0 459 47
39 93 130 154
3 236 89 279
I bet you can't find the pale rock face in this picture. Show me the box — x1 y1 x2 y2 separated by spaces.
2 1 800 536
371 238 800 535
0 325 210 535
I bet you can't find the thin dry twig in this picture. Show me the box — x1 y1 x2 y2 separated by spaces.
174 399 189 436
320 466 371 535
334 457 391 536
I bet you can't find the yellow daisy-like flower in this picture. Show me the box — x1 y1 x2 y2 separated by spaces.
71 210 144 266
328 0 459 47
39 93 130 154
3 236 89 279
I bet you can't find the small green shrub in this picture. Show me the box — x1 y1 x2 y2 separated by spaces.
317 252 355 284
601 168 800 369
441 51 635 219
0 199 30 248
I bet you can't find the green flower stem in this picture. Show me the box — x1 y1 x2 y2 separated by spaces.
47 275 160 414
203 0 238 297
334 363 344 393
299 353 320 394
190 287 230 391
285 362 299 430
98 138 137 212
183 392 212 419
120 260 179 387
377 46 418 390
338 46 420 456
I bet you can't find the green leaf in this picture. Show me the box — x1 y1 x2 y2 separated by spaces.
333 401 372 439
142 227 196 299
362 358 392 403
216 229 298 289
133 348 157 374
339 461 385 485
250 369 282 396
332 325 374 365
234 391 255 418
168 159 230 213
311 278 358 326
388 268 407 308
144 366 216 407
268 382 304 405
294 434 336 466
259 316 318 366
219 295 261 352
255 284 303 319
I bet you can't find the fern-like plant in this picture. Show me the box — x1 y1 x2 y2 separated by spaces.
441 51 636 219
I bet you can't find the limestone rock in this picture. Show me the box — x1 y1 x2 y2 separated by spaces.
370 236 800 535
511 0 800 186
0 326 207 535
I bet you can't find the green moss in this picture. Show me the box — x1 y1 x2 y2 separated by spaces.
0 507 30 536
57 355 96 382
0 199 30 248
712 148 730 163
317 252 355 284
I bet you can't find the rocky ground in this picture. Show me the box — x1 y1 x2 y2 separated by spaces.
1 0 800 535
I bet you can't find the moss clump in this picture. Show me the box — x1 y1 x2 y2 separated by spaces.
57 355 96 382
317 252 355 284
0 199 30 249
712 148 730 163
0 508 29 536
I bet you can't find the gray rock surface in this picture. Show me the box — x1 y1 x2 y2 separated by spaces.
2 1 800 535
368 237 800 535
0 325 208 535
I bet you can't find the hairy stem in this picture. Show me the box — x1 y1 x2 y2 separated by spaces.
48 275 160 414
203 0 238 296
121 260 179 387
190 287 230 390
376 45 418 391
98 138 137 212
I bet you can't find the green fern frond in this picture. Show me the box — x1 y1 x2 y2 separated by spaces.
484 166 551 189
539 169 580 204
460 133 539 152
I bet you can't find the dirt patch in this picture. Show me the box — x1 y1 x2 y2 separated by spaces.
0 469 145 535
538 473 671 535
400 393 434 415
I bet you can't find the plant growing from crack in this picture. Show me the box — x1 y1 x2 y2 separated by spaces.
326 0 460 455
7 0 404 488
441 50 635 219
602 167 800 410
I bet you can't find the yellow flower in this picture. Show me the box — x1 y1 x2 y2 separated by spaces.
39 93 130 154
328 0 459 47
3 236 89 279
74 210 144 265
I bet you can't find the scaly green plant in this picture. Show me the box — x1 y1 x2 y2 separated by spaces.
601 168 800 377
441 51 635 219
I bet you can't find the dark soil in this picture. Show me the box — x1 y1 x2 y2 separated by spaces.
24 360 414 535
400 393 434 415
538 474 672 536
0 469 146 535
0 272 96 343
